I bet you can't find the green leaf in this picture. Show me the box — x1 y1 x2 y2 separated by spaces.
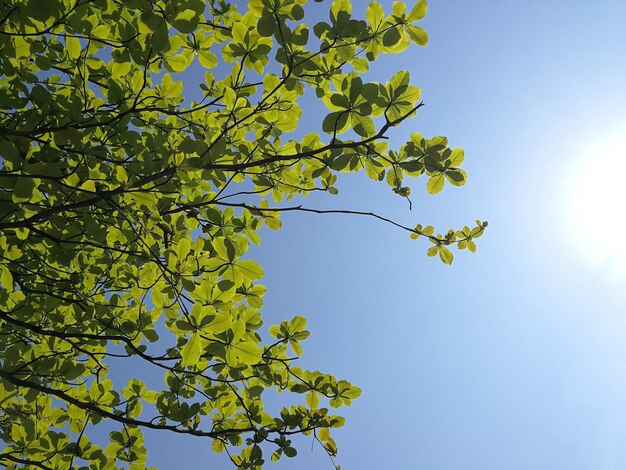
427 245 439 257
197 49 217 68
289 315 307 334
206 312 233 334
269 324 283 338
212 439 226 453
448 148 465 166
0 266 13 292
12 177 38 202
426 174 445 194
284 447 297 458
405 25 428 45
181 333 203 367
407 0 428 21
386 167 402 187
160 73 183 99
213 237 237 262
352 57 369 72
151 22 170 51
331 0 352 22
382 27 401 47
171 9 199 34
290 4 305 21
0 140 19 162
80 180 96 192
175 238 191 260
66 36 81 59
140 11 163 32
129 191 158 208
439 246 454 265
165 51 194 72
445 169 466 186
231 22 248 44
322 111 350 134
236 259 264 281
258 15 276 37
306 392 320 408
366 2 384 28
227 341 262 366
351 114 375 137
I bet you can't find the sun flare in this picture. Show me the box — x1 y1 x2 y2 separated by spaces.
563 123 626 278
561 125 626 276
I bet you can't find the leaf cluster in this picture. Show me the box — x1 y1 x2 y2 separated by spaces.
0 0 484 468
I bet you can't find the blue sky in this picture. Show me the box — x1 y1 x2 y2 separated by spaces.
144 1 626 468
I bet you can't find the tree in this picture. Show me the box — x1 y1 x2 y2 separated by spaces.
0 0 486 468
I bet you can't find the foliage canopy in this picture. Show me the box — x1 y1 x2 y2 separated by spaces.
0 0 485 468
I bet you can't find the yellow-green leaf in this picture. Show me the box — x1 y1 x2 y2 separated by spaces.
181 333 204 367
227 341 262 366
0 266 13 292
306 392 319 408
448 148 465 166
427 245 439 257
236 259 264 281
439 246 454 265
12 177 39 202
366 2 384 28
426 174 445 194
160 73 183 99
129 191 158 208
407 0 428 22
66 36 81 59
197 49 217 68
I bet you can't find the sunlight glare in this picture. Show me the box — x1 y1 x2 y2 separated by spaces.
561 125 626 279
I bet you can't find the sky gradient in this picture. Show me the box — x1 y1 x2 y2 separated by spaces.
144 1 626 468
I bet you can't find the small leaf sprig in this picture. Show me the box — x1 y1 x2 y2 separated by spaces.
411 220 488 264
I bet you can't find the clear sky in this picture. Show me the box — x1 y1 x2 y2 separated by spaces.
143 1 626 468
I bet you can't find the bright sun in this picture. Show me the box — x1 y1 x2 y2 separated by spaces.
562 125 626 277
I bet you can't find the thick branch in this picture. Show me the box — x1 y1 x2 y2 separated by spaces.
0 453 54 470
0 368 248 439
